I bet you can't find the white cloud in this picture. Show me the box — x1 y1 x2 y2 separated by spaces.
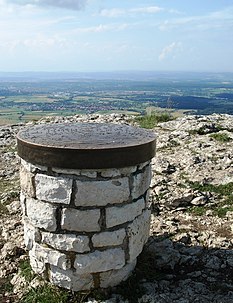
72 23 129 34
6 0 88 10
159 6 233 32
159 42 182 61
0 34 70 53
130 6 163 14
72 24 110 33
100 8 125 18
99 6 163 18
23 35 67 49
168 9 184 15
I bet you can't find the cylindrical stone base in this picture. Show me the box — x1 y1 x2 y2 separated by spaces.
19 159 152 291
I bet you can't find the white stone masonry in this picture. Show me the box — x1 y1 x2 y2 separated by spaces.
19 159 152 291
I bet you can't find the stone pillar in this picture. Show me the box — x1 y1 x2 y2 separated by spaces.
17 123 156 291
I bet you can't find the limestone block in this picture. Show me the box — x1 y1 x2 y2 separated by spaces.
61 208 101 232
118 166 138 176
35 174 73 204
138 161 150 171
20 166 35 197
92 229 126 248
127 210 151 262
145 190 151 208
41 232 90 253
21 159 47 173
52 167 81 175
74 248 125 274
106 198 145 228
21 159 31 172
23 222 34 250
49 265 94 291
80 170 97 178
20 192 26 215
49 265 71 290
23 217 41 250
131 165 151 199
29 249 45 274
33 243 70 270
100 168 121 178
75 177 130 207
52 168 97 178
26 198 57 232
100 259 137 288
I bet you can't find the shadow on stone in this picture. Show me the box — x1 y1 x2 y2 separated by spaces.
112 234 233 303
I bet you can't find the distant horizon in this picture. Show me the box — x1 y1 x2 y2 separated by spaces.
0 70 233 82
0 70 233 77
0 70 233 74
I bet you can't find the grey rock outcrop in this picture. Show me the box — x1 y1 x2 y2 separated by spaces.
0 113 233 302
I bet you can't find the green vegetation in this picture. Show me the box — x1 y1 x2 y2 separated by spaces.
188 206 206 216
0 177 20 215
135 112 173 129
210 132 232 142
0 179 20 200
19 261 91 303
19 260 35 282
21 285 69 303
188 182 233 217
1 145 17 153
18 260 69 302
19 249 167 303
214 205 233 217
0 276 14 294
188 128 206 135
189 182 233 196
189 203 233 218
1 73 233 124
0 202 8 215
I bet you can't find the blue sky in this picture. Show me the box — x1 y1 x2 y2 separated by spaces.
0 0 232 72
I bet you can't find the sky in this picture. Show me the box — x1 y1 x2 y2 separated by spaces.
0 0 233 73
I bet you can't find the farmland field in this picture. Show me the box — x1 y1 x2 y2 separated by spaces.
0 71 233 125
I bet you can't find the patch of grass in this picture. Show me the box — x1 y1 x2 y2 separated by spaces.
188 206 206 216
188 204 233 218
188 128 206 135
188 182 233 196
1 144 17 153
188 124 223 135
169 139 180 147
0 202 9 215
213 206 233 218
189 127 215 135
21 285 69 303
0 178 20 206
210 132 232 142
88 289 111 302
19 260 35 282
187 182 233 218
179 172 189 180
0 178 20 193
0 276 14 294
21 286 110 303
135 112 173 129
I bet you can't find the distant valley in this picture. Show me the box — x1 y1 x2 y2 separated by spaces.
0 71 233 125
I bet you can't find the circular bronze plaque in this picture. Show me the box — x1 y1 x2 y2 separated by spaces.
17 123 156 169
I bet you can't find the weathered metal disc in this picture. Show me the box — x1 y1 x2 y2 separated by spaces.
17 123 156 169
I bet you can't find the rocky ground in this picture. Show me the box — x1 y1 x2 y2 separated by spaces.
0 113 233 302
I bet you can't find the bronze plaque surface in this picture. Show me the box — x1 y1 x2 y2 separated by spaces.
17 123 156 169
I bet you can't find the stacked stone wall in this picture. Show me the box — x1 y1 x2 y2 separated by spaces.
20 159 151 291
